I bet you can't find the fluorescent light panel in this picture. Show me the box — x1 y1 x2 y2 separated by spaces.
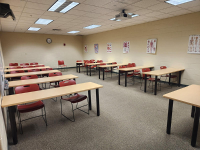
48 0 66 11
28 27 40 31
132 14 139 18
60 2 79 13
68 31 80 33
110 18 116 21
165 0 193 5
35 18 53 25
84 25 101 29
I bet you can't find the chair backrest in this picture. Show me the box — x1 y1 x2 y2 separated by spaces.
76 60 82 62
142 68 151 78
58 60 64 65
10 70 24 74
28 69 40 72
49 72 62 77
112 62 117 64
59 80 76 87
20 63 29 66
97 60 103 63
21 75 38 80
30 62 38 65
100 63 106 65
23 66 34 68
9 63 18 66
127 63 136 68
90 60 95 63
119 65 126 69
15 84 39 94
84 60 89 63
38 65 45 67
160 66 167 69
10 66 21 69
42 68 53 71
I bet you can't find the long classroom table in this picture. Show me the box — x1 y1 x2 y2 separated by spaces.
2 82 103 145
143 68 185 95
163 85 200 147
4 66 50 72
99 64 128 80
5 64 44 69
117 65 154 87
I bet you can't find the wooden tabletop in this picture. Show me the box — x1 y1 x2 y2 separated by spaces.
163 85 200 107
8 74 78 88
143 68 185 76
99 64 128 68
87 62 113 66
116 65 154 71
5 64 44 69
4 66 50 72
2 82 103 108
5 70 61 78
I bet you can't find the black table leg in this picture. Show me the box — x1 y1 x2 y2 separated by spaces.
88 90 92 110
167 99 173 134
8 106 18 144
118 70 120 85
90 66 91 76
103 68 105 80
154 76 157 95
191 106 195 118
87 65 88 75
191 107 200 147
99 68 101 79
76 63 78 72
169 73 171 85
79 64 80 73
111 67 112 78
96 89 100 116
144 74 147 92
125 72 127 87
178 71 181 87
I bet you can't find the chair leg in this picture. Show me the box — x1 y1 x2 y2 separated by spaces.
17 111 23 134
60 99 75 122
42 106 48 126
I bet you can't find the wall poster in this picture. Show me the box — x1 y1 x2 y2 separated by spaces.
123 41 130 53
188 35 200 54
94 44 98 53
84 45 88 53
107 43 112 53
147 39 157 54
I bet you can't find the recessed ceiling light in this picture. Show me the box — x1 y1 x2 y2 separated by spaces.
28 27 41 31
68 31 80 34
48 0 66 11
84 25 101 29
60 2 79 13
165 0 193 5
35 18 53 25
116 19 121 21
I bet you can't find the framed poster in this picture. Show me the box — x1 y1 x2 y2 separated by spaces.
147 39 157 54
188 35 200 54
107 43 112 53
123 41 130 53
84 45 88 53
94 44 98 54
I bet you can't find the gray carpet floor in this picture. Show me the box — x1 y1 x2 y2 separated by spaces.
8 68 199 150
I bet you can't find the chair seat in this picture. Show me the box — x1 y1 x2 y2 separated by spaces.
147 78 160 81
133 73 140 76
61 94 87 103
91 65 97 69
18 101 44 113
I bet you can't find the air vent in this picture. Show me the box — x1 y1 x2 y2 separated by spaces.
52 29 61 31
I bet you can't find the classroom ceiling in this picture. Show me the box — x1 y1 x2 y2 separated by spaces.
0 0 200 35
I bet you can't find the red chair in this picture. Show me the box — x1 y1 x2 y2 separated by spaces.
160 66 177 83
97 60 103 63
30 62 38 65
10 66 21 69
28 69 40 72
140 68 161 92
15 84 47 134
59 80 89 122
119 65 127 74
20 63 29 66
41 68 53 77
58 60 67 72
100 63 111 78
23 66 34 68
21 75 38 80
90 59 95 63
127 63 140 77
9 63 18 66
10 70 24 74
49 72 62 88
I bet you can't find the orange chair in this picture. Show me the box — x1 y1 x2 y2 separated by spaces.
15 84 47 134
59 80 89 122
58 60 67 72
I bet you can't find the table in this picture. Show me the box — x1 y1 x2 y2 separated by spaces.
117 66 154 87
99 64 128 80
87 62 113 76
5 64 44 69
163 85 200 147
4 66 50 72
76 62 83 73
5 70 61 79
143 68 185 95
2 82 103 145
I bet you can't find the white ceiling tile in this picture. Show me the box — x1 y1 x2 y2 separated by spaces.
25 2 50 11
0 0 26 7
20 16 38 21
27 0 57 5
39 15 59 20
160 6 182 13
82 12 102 18
124 4 143 12
83 0 112 6
66 9 88 16
133 0 160 8
92 8 113 15
177 0 200 8
144 11 165 17
21 13 41 18
73 4 98 12
23 8 46 15
10 5 24 12
147 2 171 10
169 9 193 16
133 9 153 15
115 0 141 4
187 5 200 12
102 1 129 10
42 11 64 17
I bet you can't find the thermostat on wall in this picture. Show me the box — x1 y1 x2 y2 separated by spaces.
46 38 52 44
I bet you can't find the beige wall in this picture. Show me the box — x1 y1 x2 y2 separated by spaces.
83 12 200 85
1 32 83 68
